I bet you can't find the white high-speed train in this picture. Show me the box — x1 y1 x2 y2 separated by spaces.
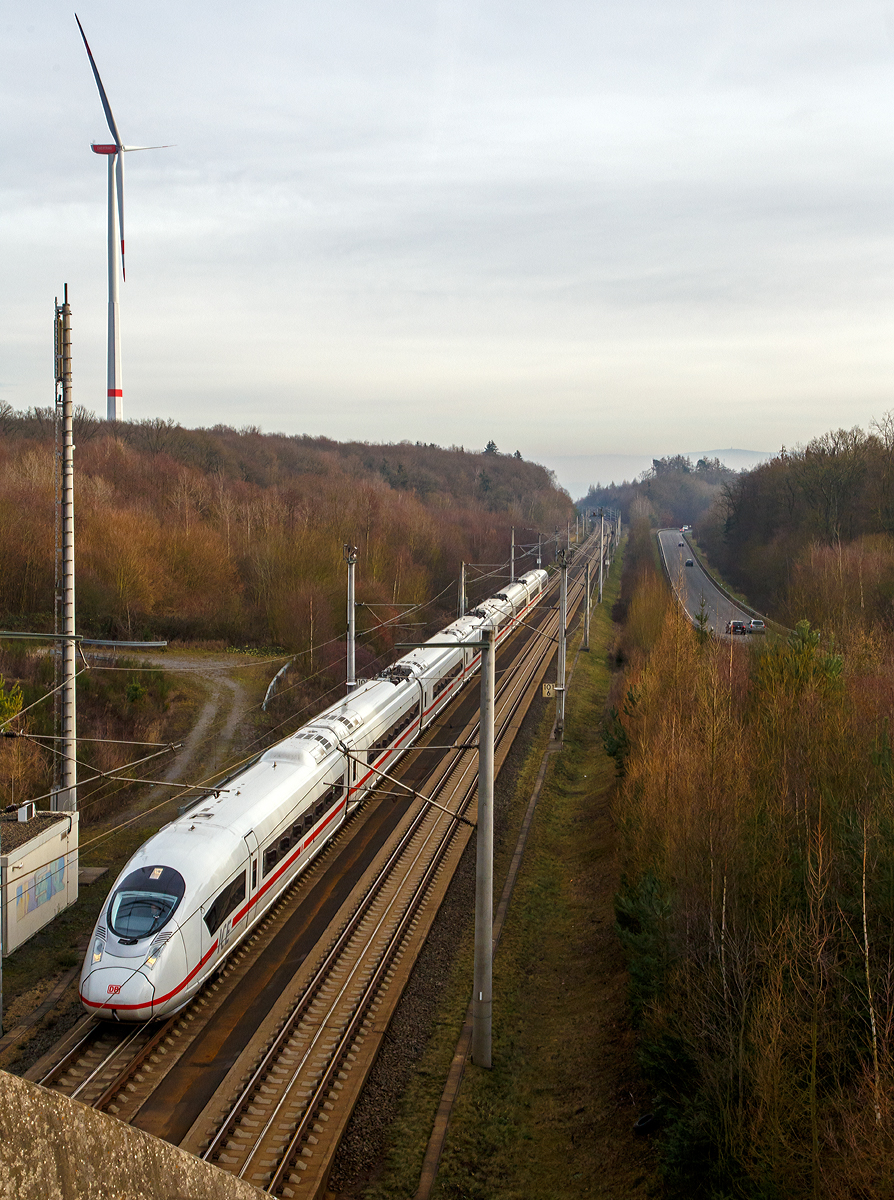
79 569 549 1020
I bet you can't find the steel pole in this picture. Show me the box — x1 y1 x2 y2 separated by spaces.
345 545 358 692
557 552 568 736
472 625 495 1068
597 516 603 600
510 527 515 584
459 561 466 618
584 561 591 651
59 289 77 813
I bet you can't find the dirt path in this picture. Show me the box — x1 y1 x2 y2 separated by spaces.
86 650 281 827
72 648 289 844
152 664 249 788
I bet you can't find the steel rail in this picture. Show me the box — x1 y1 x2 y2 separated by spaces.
201 551 593 1190
201 555 587 1163
68 1024 147 1101
89 1012 181 1110
38 1019 106 1087
264 564 591 1189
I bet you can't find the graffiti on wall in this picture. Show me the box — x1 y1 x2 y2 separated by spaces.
16 858 66 922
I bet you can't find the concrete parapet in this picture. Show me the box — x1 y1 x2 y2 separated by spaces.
0 1069 266 1200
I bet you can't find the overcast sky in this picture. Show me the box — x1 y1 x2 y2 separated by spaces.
3 1 894 485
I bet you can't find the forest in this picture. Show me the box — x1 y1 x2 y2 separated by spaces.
578 454 737 529
696 419 894 641
0 408 575 814
610 508 894 1199
0 407 574 652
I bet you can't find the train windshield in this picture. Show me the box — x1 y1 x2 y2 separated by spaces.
107 865 186 940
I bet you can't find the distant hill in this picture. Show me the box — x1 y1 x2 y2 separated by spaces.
0 410 575 652
683 448 774 473
540 449 773 500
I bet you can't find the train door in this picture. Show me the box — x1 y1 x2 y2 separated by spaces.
243 830 260 927
344 740 361 810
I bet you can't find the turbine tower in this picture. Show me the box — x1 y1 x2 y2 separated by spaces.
76 15 167 421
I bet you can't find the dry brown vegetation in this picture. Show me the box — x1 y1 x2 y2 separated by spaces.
0 410 574 821
610 515 894 1198
697 417 894 640
0 410 573 650
0 642 179 821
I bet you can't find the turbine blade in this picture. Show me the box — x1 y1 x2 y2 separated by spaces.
75 14 122 147
121 144 175 152
116 152 125 281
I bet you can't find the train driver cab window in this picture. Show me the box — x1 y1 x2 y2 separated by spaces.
107 865 186 942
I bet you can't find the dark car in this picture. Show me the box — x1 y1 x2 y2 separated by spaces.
685 558 694 567
725 620 746 635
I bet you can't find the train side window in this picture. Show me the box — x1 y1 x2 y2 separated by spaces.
204 871 246 936
263 845 278 877
251 859 257 890
434 661 462 698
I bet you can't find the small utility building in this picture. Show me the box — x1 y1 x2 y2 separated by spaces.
1 805 79 955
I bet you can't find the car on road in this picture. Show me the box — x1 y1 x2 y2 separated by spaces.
678 541 684 547
726 620 747 635
746 619 766 634
685 559 694 567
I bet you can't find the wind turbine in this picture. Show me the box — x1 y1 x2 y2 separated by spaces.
75 15 168 421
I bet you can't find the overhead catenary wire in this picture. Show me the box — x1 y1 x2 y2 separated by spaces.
0 534 592 910
2 540 574 850
0 667 90 731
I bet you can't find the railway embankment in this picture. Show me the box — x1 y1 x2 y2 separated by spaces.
331 539 661 1200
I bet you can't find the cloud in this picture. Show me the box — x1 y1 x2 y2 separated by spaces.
2 0 894 457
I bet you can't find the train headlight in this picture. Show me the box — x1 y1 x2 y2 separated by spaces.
145 938 169 971
92 937 104 965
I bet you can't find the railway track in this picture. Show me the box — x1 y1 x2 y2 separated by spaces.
29 541 598 1197
194 551 593 1194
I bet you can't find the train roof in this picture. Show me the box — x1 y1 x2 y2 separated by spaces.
97 568 551 913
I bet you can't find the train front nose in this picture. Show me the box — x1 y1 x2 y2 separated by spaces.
79 965 156 1021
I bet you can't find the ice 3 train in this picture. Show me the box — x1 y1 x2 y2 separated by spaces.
80 569 549 1021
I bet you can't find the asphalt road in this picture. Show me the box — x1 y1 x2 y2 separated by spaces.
656 529 753 637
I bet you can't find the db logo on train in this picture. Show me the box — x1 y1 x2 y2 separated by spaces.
107 984 122 995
